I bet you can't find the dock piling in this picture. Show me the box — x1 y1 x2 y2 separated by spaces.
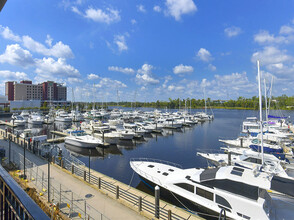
116 186 119 199
138 196 142 212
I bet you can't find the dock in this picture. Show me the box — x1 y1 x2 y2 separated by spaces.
0 128 204 220
0 120 17 127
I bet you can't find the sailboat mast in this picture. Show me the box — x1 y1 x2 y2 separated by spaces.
268 76 274 117
257 60 264 165
204 87 207 114
264 79 268 122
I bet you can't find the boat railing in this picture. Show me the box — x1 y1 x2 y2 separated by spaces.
196 149 225 155
130 158 182 168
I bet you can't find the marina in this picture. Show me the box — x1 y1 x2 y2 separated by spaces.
1 107 294 219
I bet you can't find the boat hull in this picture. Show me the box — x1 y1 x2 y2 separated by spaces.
65 138 99 149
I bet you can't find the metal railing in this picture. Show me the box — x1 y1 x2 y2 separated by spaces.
0 164 49 220
1 128 198 220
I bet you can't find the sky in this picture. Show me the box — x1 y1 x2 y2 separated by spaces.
1 0 294 102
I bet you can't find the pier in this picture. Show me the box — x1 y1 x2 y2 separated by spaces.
0 128 204 220
0 120 17 127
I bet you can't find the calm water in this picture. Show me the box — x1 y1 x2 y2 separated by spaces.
2 108 294 188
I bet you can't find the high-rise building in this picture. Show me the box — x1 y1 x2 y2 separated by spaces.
5 80 67 102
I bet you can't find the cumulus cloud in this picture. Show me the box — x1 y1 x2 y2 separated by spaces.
0 26 21 42
95 77 127 89
254 30 287 44
224 26 242 37
72 6 121 24
45 34 53 47
136 64 159 85
87 73 99 80
153 5 161 12
108 66 135 74
251 46 293 65
208 64 216 71
68 77 83 84
197 48 213 62
165 0 197 21
0 26 74 59
137 5 146 13
0 44 35 68
35 57 80 78
131 19 137 25
22 35 74 58
173 64 194 75
280 25 294 35
0 70 28 81
167 84 185 92
114 35 128 52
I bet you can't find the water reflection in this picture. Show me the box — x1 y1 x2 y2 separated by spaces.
65 143 123 158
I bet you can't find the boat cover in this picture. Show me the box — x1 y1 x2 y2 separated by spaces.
271 176 294 197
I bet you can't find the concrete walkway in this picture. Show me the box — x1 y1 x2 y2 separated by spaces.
0 137 146 220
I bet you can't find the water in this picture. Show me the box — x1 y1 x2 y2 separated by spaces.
2 108 294 188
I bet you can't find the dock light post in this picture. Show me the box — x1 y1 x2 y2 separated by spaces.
8 135 11 164
155 185 160 219
23 136 26 179
48 149 51 202
88 149 91 183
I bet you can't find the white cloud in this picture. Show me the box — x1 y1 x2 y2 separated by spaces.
35 57 80 78
114 35 128 52
95 77 127 89
251 46 292 65
167 84 184 92
137 5 146 13
224 26 241 37
153 5 161 12
0 26 21 42
68 77 83 84
165 0 197 21
0 70 28 81
45 34 53 47
108 66 135 74
254 30 288 44
208 64 216 71
0 44 35 68
87 73 99 80
136 64 159 85
162 75 172 88
197 48 213 62
280 25 294 35
131 19 137 25
22 35 74 58
74 7 121 24
173 64 194 75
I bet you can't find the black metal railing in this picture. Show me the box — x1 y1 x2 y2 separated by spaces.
0 164 49 220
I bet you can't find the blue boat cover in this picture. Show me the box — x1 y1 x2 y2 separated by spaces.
268 115 287 119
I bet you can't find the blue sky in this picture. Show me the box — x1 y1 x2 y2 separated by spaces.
1 0 294 102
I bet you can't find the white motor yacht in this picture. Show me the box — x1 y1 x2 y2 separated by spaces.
65 130 103 148
130 159 294 220
28 112 44 125
55 109 72 122
11 115 26 126
197 148 290 178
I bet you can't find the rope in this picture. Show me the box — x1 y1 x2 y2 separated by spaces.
128 171 135 187
169 190 220 219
